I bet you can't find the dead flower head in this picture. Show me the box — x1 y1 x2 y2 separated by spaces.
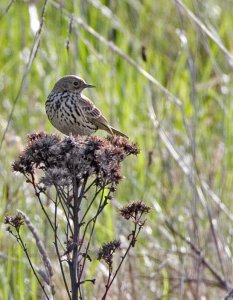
12 132 139 190
97 240 121 266
120 201 150 223
5 213 24 231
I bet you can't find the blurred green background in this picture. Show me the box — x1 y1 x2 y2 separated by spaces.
1 0 233 299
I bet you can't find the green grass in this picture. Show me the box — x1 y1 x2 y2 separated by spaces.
0 0 233 299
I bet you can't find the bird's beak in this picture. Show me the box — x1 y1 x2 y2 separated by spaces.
85 83 95 89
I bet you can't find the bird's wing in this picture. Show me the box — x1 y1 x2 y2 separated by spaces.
79 95 113 134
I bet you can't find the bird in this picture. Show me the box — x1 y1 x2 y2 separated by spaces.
45 75 128 138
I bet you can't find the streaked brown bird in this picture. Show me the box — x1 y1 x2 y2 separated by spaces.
45 75 127 138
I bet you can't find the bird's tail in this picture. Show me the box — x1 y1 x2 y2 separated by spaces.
110 126 128 138
94 119 128 138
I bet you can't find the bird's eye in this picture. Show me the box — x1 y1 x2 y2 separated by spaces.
74 81 79 86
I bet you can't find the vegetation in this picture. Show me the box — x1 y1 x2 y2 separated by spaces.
0 0 233 299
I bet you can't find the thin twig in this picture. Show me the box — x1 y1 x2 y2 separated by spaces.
80 186 103 225
56 187 74 235
102 222 143 300
17 210 54 294
16 232 50 300
29 176 65 251
54 194 72 300
79 188 109 282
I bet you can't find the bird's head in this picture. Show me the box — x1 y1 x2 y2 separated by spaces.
52 75 95 93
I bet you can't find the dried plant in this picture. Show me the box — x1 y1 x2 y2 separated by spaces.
5 132 149 300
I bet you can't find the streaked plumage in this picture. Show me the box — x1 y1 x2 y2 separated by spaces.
45 75 127 138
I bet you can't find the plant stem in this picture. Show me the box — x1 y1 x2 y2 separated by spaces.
71 177 80 300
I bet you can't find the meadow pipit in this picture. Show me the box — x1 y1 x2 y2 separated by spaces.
45 75 127 138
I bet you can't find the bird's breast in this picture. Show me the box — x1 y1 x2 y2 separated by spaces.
45 91 97 136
